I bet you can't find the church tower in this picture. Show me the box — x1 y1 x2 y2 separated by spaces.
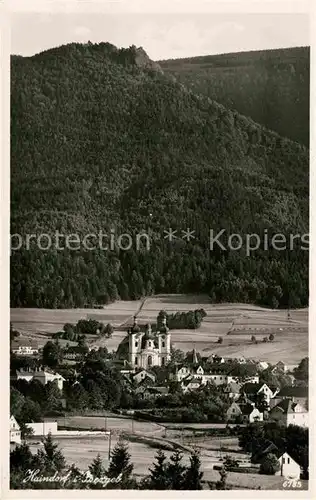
192 346 198 365
128 316 140 366
158 314 171 366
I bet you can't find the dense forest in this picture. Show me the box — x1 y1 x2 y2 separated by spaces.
160 47 310 146
11 43 309 309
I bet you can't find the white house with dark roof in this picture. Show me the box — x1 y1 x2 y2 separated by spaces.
169 365 192 382
276 452 301 479
226 402 263 423
16 367 65 390
270 400 308 428
11 338 39 356
242 383 278 405
10 415 21 444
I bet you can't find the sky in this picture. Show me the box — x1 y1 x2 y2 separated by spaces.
10 11 310 60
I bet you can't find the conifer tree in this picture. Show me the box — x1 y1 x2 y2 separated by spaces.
36 432 66 473
148 449 169 489
166 450 186 490
107 438 136 489
183 450 203 490
10 441 35 472
89 453 106 478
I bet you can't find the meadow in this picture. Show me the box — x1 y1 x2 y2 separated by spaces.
11 294 308 364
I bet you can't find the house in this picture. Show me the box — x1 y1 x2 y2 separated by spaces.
270 386 308 410
272 361 288 374
134 376 157 395
242 383 278 405
276 452 301 479
241 404 263 423
62 346 87 361
223 382 241 400
226 374 259 385
257 361 269 371
11 339 39 356
192 365 204 376
16 367 65 390
181 376 203 393
169 365 192 382
208 354 225 364
10 415 21 444
132 369 156 385
269 400 308 428
226 402 263 423
226 402 242 421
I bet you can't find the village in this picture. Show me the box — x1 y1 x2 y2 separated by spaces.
10 307 309 489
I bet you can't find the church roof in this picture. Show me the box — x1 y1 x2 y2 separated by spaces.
141 324 158 349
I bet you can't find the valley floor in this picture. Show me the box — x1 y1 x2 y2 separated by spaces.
11 295 308 364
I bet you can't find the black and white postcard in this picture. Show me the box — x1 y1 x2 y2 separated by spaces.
2 0 314 497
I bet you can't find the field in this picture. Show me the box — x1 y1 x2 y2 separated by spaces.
11 295 308 364
27 429 296 489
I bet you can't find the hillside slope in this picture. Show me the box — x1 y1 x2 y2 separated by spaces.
11 42 309 309
159 47 310 146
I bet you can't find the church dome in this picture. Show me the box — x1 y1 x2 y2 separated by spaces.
130 316 140 334
141 324 158 349
159 316 169 334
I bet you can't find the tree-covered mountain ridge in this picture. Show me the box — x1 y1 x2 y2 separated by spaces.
159 46 310 146
11 42 309 309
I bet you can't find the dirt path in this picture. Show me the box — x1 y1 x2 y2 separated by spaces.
119 297 148 328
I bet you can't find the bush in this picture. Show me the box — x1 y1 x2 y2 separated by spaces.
259 453 280 475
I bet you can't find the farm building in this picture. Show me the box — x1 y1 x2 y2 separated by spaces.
276 452 301 479
11 338 39 356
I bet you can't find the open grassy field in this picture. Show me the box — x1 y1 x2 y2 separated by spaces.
57 415 164 436
27 432 301 489
11 295 308 364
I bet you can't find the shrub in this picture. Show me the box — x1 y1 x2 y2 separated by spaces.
259 453 280 475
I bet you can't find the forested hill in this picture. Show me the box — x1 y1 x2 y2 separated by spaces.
11 42 309 309
159 47 310 146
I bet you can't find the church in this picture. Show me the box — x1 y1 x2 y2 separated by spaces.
128 315 171 369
